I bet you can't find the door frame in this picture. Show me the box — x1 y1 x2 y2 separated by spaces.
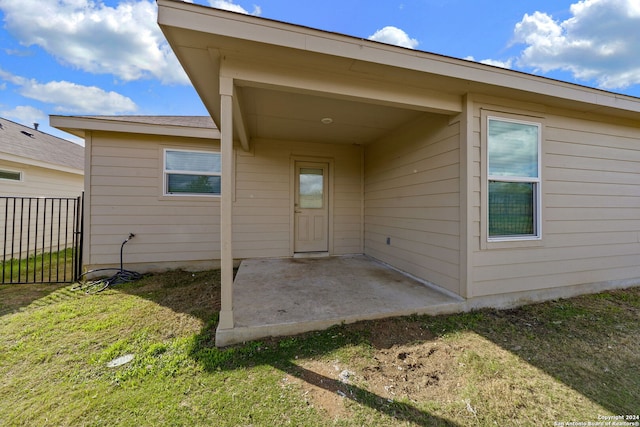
290 156 334 256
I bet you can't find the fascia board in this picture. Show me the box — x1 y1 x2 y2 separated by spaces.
50 116 221 140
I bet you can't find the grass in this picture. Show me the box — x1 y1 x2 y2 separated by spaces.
1 248 77 284
0 270 638 426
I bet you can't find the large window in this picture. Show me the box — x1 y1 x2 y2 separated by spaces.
487 117 541 240
164 149 221 196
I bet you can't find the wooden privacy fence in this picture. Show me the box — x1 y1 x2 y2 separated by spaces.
1 195 83 284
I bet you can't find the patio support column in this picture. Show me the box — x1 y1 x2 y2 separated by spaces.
459 93 473 299
218 76 234 330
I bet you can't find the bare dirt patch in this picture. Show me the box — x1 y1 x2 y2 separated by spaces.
283 359 353 419
344 318 462 403
361 340 461 403
277 318 464 419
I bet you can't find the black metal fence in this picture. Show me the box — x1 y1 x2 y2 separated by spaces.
1 195 83 284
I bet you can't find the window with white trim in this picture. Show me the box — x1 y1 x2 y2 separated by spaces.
164 149 221 196
0 169 22 181
487 117 541 240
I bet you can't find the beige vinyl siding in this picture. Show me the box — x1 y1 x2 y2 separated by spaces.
234 139 362 258
233 142 290 258
89 133 363 270
364 114 461 295
87 132 220 270
0 159 82 197
333 154 364 254
471 101 640 297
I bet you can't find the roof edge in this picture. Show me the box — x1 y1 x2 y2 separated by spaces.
157 0 640 116
50 115 221 140
2 151 83 175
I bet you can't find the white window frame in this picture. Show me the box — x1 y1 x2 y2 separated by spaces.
487 116 542 242
163 148 221 197
0 168 23 182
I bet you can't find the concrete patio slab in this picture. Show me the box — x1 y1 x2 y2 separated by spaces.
215 255 465 346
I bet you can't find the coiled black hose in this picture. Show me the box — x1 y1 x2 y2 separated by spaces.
71 233 143 293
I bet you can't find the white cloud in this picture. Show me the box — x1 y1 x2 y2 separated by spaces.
0 68 26 86
3 48 32 57
0 0 188 84
21 81 137 114
479 59 513 69
0 105 47 126
209 0 262 15
465 56 514 69
368 26 419 49
0 69 137 114
512 0 640 89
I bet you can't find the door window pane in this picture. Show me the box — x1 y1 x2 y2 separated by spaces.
299 168 323 208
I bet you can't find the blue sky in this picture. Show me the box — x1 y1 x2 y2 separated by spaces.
1 0 640 144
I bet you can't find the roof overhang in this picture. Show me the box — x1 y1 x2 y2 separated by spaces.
157 0 640 147
50 115 221 140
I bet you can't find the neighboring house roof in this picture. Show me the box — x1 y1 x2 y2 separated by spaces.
0 116 84 173
51 115 220 140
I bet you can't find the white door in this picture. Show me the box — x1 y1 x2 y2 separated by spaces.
294 162 329 253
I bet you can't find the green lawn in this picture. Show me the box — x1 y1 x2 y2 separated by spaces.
0 270 638 426
1 248 77 284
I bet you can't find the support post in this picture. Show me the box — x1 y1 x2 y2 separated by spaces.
218 77 234 330
459 93 473 299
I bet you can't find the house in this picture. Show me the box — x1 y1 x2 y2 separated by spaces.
52 0 640 345
50 115 220 272
0 117 83 197
1 117 84 260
